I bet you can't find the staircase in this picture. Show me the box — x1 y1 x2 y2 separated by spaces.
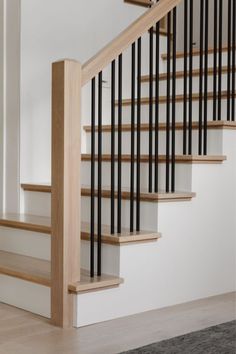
0 0 235 328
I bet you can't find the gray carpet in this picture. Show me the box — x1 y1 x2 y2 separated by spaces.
121 320 236 354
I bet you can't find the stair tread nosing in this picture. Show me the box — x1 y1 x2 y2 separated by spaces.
115 91 235 106
162 46 231 60
81 154 226 164
0 250 123 293
83 121 236 133
21 184 196 202
141 66 232 82
0 213 160 245
0 213 51 234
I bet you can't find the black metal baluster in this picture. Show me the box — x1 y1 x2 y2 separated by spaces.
183 0 188 155
213 0 218 121
155 20 160 193
188 0 193 155
97 71 102 276
203 0 209 155
90 77 96 278
166 12 171 193
227 0 232 121
198 0 204 155
117 54 122 234
171 7 177 193
130 43 136 232
232 0 236 121
111 61 115 235
149 27 154 193
218 0 223 121
136 38 141 231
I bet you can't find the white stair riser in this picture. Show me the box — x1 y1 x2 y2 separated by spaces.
81 197 158 231
23 191 158 230
81 161 192 191
85 129 223 155
81 240 120 276
24 191 51 217
0 276 50 318
0 227 50 261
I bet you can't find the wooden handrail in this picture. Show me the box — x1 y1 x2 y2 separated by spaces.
82 0 181 85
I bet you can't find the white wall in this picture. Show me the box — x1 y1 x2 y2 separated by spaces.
20 0 146 183
177 0 229 51
0 0 21 214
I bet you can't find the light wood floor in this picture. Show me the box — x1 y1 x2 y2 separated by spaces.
0 292 235 354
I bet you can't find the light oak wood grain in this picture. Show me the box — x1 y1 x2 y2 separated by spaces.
115 91 235 106
83 120 236 133
81 187 196 202
141 66 232 82
162 46 230 60
81 154 226 164
0 251 50 287
0 213 51 234
51 60 82 327
69 271 123 293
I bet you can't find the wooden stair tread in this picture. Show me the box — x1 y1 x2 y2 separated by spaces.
0 211 160 245
162 46 230 60
141 66 231 82
0 251 123 293
81 154 226 164
21 184 195 202
81 187 196 202
81 222 161 245
69 270 123 294
0 250 51 287
124 0 153 8
83 120 236 133
0 213 51 234
115 91 234 106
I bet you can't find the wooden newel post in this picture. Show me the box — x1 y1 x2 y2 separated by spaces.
51 60 82 327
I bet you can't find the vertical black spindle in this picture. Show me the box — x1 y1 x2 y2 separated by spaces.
203 0 209 155
218 0 223 121
232 0 236 121
97 71 102 276
155 20 160 193
149 27 154 193
111 61 115 235
136 38 141 231
90 78 96 278
171 7 177 193
188 0 193 155
130 43 136 232
227 0 232 121
166 12 171 193
117 54 122 234
183 0 188 155
198 0 204 155
213 0 218 121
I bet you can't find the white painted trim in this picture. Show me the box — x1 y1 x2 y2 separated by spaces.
0 0 21 213
0 0 4 213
